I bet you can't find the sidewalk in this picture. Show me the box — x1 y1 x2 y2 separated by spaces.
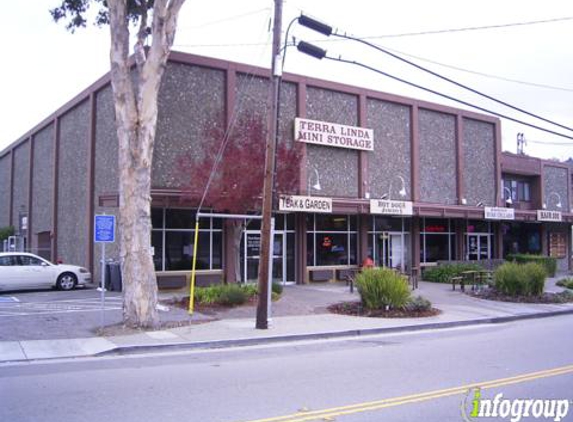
2 277 572 363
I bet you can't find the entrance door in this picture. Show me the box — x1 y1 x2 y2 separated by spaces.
467 234 490 261
244 232 284 283
376 232 405 271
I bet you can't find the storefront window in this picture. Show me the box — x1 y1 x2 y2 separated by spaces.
151 208 222 271
307 214 357 266
420 218 456 263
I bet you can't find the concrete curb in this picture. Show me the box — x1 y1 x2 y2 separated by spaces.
97 308 573 357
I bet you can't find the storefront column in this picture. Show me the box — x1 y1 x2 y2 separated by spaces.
455 219 465 260
411 217 420 273
295 213 307 284
359 215 369 265
494 222 503 259
541 224 548 256
224 220 238 284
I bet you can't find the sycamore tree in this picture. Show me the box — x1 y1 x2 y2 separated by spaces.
51 0 186 328
177 115 300 283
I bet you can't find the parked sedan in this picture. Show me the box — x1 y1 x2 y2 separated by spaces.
0 252 91 291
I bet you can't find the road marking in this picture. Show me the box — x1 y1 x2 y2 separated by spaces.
0 299 123 316
240 364 573 422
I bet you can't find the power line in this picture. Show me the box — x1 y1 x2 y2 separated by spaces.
331 32 573 134
350 16 573 39
374 46 573 93
178 7 270 31
322 54 573 142
527 139 573 146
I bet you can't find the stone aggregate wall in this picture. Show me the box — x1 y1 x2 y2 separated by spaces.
0 154 11 227
11 141 30 234
31 124 54 252
367 99 411 200
305 87 359 198
418 109 457 205
57 101 90 267
463 118 496 206
153 62 226 188
543 165 569 211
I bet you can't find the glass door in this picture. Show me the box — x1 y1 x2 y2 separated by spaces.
467 234 491 261
243 232 284 283
376 232 405 271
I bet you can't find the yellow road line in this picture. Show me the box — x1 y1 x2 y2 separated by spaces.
240 364 573 422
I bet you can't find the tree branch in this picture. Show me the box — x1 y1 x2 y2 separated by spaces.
134 0 150 69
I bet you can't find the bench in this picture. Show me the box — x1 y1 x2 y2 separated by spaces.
450 276 464 292
309 269 333 282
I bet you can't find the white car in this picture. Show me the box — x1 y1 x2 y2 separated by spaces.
0 252 91 291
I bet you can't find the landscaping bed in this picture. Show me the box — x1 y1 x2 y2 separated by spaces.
469 288 573 304
328 301 441 318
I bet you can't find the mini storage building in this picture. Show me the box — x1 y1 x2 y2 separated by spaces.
0 51 571 288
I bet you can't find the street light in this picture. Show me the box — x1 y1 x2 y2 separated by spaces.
503 187 513 205
388 175 407 199
308 168 321 194
543 192 562 209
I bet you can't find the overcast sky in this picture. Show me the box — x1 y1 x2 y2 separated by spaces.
2 0 572 160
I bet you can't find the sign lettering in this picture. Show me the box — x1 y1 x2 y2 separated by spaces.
294 118 374 151
370 199 413 216
279 195 333 213
484 207 515 221
537 210 562 222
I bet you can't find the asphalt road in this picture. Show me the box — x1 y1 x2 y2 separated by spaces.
1 314 572 422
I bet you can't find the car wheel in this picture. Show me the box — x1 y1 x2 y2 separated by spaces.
57 273 77 291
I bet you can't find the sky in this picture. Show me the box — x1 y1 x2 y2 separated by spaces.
1 0 573 161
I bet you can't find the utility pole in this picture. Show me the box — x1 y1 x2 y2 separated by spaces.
256 0 283 329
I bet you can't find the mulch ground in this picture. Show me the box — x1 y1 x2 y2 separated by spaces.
328 301 441 318
468 289 573 304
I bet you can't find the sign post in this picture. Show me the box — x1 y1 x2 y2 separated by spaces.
94 214 116 329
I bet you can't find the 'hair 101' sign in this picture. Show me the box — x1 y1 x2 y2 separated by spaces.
294 118 374 151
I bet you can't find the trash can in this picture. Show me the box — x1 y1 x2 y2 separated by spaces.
105 261 123 292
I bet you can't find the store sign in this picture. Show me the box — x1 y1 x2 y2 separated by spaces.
278 195 332 213
484 207 514 220
537 210 562 222
370 199 413 216
294 118 374 151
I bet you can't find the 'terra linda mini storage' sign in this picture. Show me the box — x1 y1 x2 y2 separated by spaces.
484 207 515 220
370 199 413 216
537 210 562 222
294 118 374 151
279 195 332 213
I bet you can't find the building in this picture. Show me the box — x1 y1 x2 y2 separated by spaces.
0 52 571 289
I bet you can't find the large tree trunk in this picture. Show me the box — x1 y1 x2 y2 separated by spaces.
108 0 185 328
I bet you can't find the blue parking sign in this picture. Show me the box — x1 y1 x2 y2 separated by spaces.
94 215 116 243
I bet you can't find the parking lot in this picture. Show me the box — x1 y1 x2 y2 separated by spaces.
0 285 123 341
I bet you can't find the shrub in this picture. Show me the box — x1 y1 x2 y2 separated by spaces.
403 295 432 312
494 262 546 297
194 285 225 304
423 263 483 283
506 254 557 277
556 278 573 289
356 267 411 311
0 226 15 242
194 284 257 306
524 262 546 296
218 285 248 306
271 282 284 295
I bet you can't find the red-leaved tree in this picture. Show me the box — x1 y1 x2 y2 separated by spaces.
177 115 300 283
